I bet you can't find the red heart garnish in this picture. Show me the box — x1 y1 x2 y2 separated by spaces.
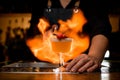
56 33 67 39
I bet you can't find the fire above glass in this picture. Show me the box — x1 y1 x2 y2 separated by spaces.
26 9 90 64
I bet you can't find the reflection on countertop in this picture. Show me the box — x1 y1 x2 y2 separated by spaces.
0 59 120 73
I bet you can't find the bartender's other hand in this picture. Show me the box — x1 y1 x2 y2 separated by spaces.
65 54 101 73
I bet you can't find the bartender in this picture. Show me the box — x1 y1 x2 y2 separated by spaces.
26 0 112 72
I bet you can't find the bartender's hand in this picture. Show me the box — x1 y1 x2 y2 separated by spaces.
65 54 101 73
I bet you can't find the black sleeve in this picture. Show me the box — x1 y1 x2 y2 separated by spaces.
81 0 112 40
87 15 112 39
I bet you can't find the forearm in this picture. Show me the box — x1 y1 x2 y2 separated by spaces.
88 34 109 63
65 34 109 72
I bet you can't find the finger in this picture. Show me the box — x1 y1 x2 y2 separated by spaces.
65 58 80 71
65 55 84 71
87 64 99 72
78 60 94 72
70 58 89 72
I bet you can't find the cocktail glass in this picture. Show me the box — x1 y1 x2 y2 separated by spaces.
50 37 72 67
50 37 72 80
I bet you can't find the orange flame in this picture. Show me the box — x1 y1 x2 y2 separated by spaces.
26 9 89 64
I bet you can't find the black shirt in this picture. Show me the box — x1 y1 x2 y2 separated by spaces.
27 0 112 40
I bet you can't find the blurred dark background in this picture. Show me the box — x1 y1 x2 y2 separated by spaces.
0 0 32 13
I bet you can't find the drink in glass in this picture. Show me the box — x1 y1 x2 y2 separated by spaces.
50 38 72 53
